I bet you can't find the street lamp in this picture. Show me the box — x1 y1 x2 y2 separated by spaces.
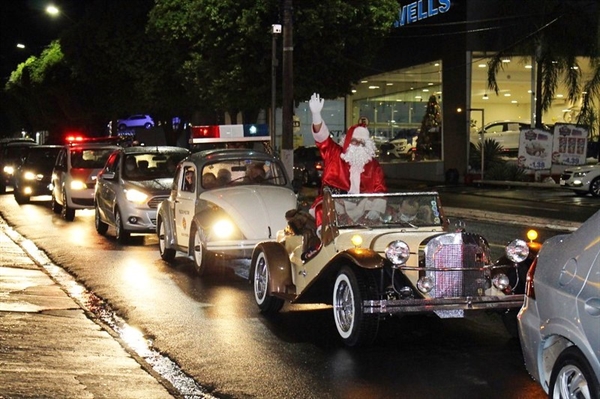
46 5 59 16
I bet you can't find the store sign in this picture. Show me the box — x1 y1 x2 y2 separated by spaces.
552 123 588 166
394 0 452 27
517 129 553 170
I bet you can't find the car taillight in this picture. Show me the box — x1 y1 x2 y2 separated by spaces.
315 162 323 170
525 257 537 299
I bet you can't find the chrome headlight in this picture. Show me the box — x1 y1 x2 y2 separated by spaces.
505 239 529 263
212 220 235 238
125 188 148 204
385 240 410 266
70 180 87 190
417 276 434 293
492 274 510 290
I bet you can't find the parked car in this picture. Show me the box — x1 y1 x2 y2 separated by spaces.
94 146 190 243
250 189 538 347
379 129 418 159
559 162 600 197
117 114 154 130
13 145 62 204
470 121 532 152
518 210 600 397
156 148 297 275
293 146 323 187
0 138 38 193
51 141 120 221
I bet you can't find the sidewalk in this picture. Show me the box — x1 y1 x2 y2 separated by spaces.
0 219 178 399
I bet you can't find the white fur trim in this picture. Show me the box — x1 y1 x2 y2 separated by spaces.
313 121 330 143
352 127 370 142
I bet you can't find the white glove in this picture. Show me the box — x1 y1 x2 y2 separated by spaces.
366 210 380 220
309 93 324 125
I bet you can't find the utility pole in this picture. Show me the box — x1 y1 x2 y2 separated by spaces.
271 24 281 153
281 0 294 179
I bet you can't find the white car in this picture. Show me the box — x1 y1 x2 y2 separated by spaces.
470 121 531 152
156 148 297 275
117 114 154 130
51 141 120 220
94 146 189 243
518 210 600 397
559 162 600 197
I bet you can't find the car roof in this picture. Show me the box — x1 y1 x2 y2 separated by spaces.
188 148 278 163
119 145 190 155
67 143 120 151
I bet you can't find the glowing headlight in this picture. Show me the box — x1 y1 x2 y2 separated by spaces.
3 166 14 175
492 274 510 290
125 189 148 203
417 276 434 293
385 240 410 266
351 234 363 248
213 220 235 238
24 171 37 180
526 229 538 242
70 180 87 190
505 239 529 263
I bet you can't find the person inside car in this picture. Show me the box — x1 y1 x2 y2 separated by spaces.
217 168 232 185
202 172 217 189
245 162 266 183
124 156 141 178
183 169 195 191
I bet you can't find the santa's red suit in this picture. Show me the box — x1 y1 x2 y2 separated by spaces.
310 121 387 225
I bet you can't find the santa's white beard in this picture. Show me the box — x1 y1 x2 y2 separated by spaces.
341 144 374 194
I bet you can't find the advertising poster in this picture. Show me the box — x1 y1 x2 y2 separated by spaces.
517 128 553 170
552 123 588 166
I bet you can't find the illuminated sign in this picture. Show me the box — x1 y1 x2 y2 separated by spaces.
394 0 451 27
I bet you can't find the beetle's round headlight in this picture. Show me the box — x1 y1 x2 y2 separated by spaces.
385 240 410 266
213 220 235 238
505 239 529 263
351 234 363 248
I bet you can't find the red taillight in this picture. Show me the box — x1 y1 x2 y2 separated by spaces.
315 162 323 170
525 258 537 299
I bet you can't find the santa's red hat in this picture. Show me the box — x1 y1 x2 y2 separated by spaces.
342 122 370 150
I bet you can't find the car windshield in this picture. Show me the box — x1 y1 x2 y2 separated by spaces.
331 192 443 228
123 152 187 180
70 148 115 169
25 148 60 168
200 158 287 189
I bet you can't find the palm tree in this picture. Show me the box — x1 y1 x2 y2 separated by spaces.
487 0 600 136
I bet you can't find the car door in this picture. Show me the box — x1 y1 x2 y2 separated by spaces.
174 162 197 248
576 245 600 345
52 148 67 202
96 152 121 225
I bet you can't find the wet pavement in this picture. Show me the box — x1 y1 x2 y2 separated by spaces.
0 218 181 399
0 180 589 399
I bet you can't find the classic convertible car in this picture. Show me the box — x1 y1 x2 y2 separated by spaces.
250 189 536 347
156 148 298 275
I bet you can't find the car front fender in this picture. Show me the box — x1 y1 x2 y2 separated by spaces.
157 200 176 250
251 241 294 299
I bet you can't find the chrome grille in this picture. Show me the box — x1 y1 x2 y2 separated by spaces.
423 232 490 298
148 195 168 209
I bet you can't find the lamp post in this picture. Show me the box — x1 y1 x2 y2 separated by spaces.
469 108 485 180
271 24 281 153
281 0 294 180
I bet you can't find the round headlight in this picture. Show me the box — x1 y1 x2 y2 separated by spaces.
351 234 363 248
213 220 235 238
385 240 410 266
505 239 529 263
492 274 510 290
417 276 434 293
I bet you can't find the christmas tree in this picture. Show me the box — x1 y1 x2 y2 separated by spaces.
416 95 442 159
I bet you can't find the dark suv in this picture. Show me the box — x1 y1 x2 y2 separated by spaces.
0 138 38 193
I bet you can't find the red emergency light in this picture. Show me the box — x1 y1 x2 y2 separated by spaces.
190 124 269 144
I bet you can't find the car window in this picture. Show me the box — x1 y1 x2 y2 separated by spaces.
25 148 61 168
507 123 521 131
122 152 187 180
486 124 504 134
70 148 115 169
200 159 287 187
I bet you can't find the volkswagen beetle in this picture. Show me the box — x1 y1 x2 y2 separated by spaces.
156 148 297 275
250 189 537 347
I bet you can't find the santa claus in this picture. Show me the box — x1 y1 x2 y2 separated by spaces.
309 93 387 225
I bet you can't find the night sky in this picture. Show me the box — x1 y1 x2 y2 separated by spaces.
0 0 89 84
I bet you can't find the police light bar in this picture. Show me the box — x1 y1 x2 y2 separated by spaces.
190 124 269 144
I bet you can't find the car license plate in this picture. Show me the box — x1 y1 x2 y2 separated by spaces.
559 180 566 186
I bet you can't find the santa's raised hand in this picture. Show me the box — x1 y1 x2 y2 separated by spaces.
309 93 324 129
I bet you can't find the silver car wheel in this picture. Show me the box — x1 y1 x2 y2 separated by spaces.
333 272 355 339
158 220 175 262
254 252 269 306
590 177 600 197
552 364 590 399
192 227 210 275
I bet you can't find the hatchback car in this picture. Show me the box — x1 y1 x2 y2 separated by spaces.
51 141 120 221
157 148 297 275
13 145 62 204
559 162 600 197
518 210 600 398
250 189 537 347
0 138 38 193
293 146 323 187
117 114 154 130
95 146 189 243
